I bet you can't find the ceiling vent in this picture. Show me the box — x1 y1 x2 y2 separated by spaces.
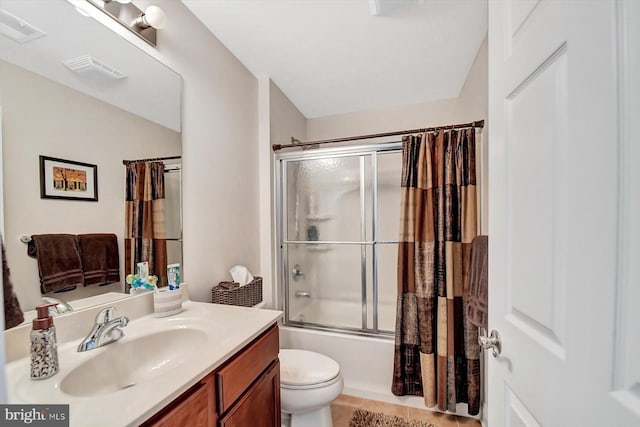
0 9 46 43
63 55 127 81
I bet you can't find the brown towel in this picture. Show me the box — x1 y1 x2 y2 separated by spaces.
466 235 488 329
2 241 24 329
78 234 120 286
28 234 84 293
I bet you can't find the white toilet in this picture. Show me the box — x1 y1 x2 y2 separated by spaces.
279 349 344 427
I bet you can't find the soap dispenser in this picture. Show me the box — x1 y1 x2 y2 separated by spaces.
30 302 59 380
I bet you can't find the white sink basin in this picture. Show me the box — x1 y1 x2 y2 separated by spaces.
60 328 207 397
6 299 283 427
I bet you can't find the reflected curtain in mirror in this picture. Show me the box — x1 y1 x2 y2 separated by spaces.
392 129 480 415
124 162 167 289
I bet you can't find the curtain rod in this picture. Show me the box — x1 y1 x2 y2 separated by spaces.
272 119 484 152
122 155 181 165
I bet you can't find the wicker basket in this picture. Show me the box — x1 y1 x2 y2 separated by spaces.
211 277 263 307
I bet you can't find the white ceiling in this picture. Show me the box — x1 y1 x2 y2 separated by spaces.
0 0 181 132
182 0 487 118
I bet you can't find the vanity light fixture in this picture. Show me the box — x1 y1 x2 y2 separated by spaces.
85 0 166 46
131 5 167 30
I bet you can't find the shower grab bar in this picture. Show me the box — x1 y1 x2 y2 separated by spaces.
294 291 312 298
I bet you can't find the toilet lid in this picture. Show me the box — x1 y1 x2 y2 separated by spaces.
279 349 341 386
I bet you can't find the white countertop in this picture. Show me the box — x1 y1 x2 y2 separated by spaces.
6 301 282 427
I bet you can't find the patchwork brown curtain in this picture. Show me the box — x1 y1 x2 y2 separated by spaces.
124 162 168 289
392 129 480 415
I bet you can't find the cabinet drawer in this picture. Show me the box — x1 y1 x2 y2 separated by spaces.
216 325 279 414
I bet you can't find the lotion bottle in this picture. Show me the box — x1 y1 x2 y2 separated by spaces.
30 302 59 380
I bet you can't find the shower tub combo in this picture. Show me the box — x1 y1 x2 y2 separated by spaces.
276 142 479 415
276 143 430 407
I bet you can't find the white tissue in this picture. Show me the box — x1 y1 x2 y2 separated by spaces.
229 265 254 286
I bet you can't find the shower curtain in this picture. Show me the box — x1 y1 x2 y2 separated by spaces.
392 129 480 415
124 162 168 289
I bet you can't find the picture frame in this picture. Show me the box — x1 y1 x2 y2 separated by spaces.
39 155 98 201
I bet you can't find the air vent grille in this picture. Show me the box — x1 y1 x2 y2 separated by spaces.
0 9 46 43
63 55 127 80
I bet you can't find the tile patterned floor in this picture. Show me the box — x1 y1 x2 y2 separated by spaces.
330 394 481 427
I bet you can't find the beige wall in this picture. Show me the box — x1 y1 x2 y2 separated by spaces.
154 1 259 303
1 60 181 311
263 80 308 307
269 80 307 146
307 96 460 141
93 0 261 303
257 79 308 306
263 40 488 314
306 37 489 232
459 37 489 233
306 37 487 141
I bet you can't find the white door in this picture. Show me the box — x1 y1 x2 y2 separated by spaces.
488 0 640 426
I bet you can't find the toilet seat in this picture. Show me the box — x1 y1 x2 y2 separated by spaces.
280 349 341 389
281 372 343 390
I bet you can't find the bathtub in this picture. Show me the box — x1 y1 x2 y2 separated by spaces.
280 297 419 406
279 298 480 417
287 297 396 332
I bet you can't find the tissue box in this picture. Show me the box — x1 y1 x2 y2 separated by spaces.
211 277 262 307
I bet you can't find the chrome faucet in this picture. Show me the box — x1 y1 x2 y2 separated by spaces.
77 307 129 352
292 264 305 280
42 297 73 316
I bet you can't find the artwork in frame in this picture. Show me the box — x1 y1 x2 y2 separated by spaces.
39 156 98 201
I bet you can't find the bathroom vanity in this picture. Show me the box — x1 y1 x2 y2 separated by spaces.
142 324 280 427
5 293 283 427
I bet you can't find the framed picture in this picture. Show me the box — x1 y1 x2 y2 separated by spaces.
39 156 98 201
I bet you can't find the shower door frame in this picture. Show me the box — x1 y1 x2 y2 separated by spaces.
275 142 402 338
163 164 183 274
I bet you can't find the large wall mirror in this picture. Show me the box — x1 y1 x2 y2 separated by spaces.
0 0 182 326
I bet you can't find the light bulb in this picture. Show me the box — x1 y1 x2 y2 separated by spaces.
143 5 167 29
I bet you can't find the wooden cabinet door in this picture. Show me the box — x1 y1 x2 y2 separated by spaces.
143 373 217 427
145 383 210 427
216 325 279 414
219 360 281 427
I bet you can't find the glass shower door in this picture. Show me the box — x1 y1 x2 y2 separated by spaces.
279 146 401 336
283 154 371 331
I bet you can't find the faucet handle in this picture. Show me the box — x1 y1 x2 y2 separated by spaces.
96 307 116 324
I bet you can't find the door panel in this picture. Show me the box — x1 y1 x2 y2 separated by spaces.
504 385 542 427
508 0 540 39
489 0 639 426
612 0 640 416
505 45 567 359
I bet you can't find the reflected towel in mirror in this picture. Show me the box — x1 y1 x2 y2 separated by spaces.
27 234 83 293
78 233 120 286
2 239 24 329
